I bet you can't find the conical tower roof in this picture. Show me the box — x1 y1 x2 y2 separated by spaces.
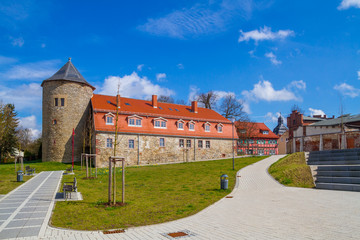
41 58 95 90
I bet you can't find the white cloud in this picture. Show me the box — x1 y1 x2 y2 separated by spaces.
188 85 200 102
265 112 278 123
18 115 41 139
137 64 144 71
0 60 60 80
0 55 17 65
242 80 299 102
213 90 235 99
357 70 360 80
265 52 282 65
242 101 251 114
238 26 294 43
138 1 254 39
0 83 42 111
156 73 166 82
334 83 360 98
177 63 184 69
309 108 325 117
289 80 306 90
10 36 24 47
338 0 360 10
99 72 174 99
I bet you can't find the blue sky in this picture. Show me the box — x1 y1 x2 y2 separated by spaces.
0 0 360 138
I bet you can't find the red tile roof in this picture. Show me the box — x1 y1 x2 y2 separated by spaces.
92 94 231 123
235 121 279 139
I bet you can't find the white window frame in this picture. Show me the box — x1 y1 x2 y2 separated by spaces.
106 138 113 148
154 117 168 129
217 123 223 133
189 120 195 131
204 122 211 132
160 138 165 147
177 119 185 130
179 139 184 148
198 140 203 148
128 115 143 127
205 140 210 149
105 113 115 125
186 139 191 148
129 139 134 149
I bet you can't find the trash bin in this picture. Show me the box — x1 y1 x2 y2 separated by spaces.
17 170 23 182
220 174 228 190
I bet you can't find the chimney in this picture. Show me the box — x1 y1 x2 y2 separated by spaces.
116 94 121 108
152 95 157 108
191 101 198 113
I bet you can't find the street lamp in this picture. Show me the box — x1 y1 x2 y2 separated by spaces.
231 118 235 170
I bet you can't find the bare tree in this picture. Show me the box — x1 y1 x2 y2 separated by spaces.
219 94 247 121
197 91 218 109
158 95 174 103
176 99 186 105
291 104 304 114
17 127 32 151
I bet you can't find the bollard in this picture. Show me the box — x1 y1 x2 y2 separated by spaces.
17 170 23 182
220 174 228 190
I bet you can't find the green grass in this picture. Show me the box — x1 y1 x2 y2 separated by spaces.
52 156 266 230
0 160 73 194
268 152 315 188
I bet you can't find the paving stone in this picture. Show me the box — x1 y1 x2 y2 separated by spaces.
5 219 28 228
17 226 41 238
0 228 19 239
0 208 16 214
25 218 44 227
0 214 11 220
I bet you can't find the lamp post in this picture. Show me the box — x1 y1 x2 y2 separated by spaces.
232 118 235 170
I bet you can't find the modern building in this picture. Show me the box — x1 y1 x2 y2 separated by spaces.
236 122 279 155
42 59 235 166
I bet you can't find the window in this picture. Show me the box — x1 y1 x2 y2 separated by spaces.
178 122 184 130
262 131 269 135
198 140 203 148
218 125 223 133
179 139 184 147
155 120 160 127
154 118 167 129
129 118 141 127
52 119 57 125
106 138 113 148
189 123 195 131
186 139 191 148
249 139 254 144
206 140 210 148
54 98 58 106
106 116 113 125
129 139 134 149
161 121 166 128
60 98 65 106
160 138 165 147
205 124 210 132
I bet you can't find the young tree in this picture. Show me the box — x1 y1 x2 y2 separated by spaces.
219 94 247 121
0 103 19 162
197 91 218 109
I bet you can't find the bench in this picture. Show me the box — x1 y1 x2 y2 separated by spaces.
63 177 77 199
25 166 35 175
65 167 73 174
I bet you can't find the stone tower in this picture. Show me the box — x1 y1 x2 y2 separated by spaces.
273 113 288 136
41 58 95 162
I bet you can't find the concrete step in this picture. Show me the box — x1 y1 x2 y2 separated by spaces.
308 160 360 165
315 182 360 192
309 148 360 156
308 155 360 161
315 171 360 177
316 165 360 171
315 176 360 184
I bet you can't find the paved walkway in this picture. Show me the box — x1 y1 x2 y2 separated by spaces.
1 155 360 239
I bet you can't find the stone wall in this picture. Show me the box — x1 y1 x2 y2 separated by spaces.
42 81 93 162
95 132 233 167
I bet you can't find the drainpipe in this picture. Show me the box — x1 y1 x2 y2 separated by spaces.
137 134 140 165
194 137 196 161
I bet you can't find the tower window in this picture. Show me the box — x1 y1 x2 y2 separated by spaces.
52 119 57 125
54 98 58 106
60 98 65 106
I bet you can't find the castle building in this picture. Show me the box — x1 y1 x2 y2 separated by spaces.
42 59 234 166
235 122 279 155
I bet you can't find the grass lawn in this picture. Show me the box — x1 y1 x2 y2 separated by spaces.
52 156 266 230
268 152 315 188
0 160 71 194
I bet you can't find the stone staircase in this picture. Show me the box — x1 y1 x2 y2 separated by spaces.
307 148 360 192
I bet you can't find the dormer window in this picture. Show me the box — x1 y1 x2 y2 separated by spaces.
105 113 115 125
177 119 185 130
188 121 195 131
204 122 211 132
262 130 269 135
217 123 223 133
128 115 142 127
154 117 167 129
